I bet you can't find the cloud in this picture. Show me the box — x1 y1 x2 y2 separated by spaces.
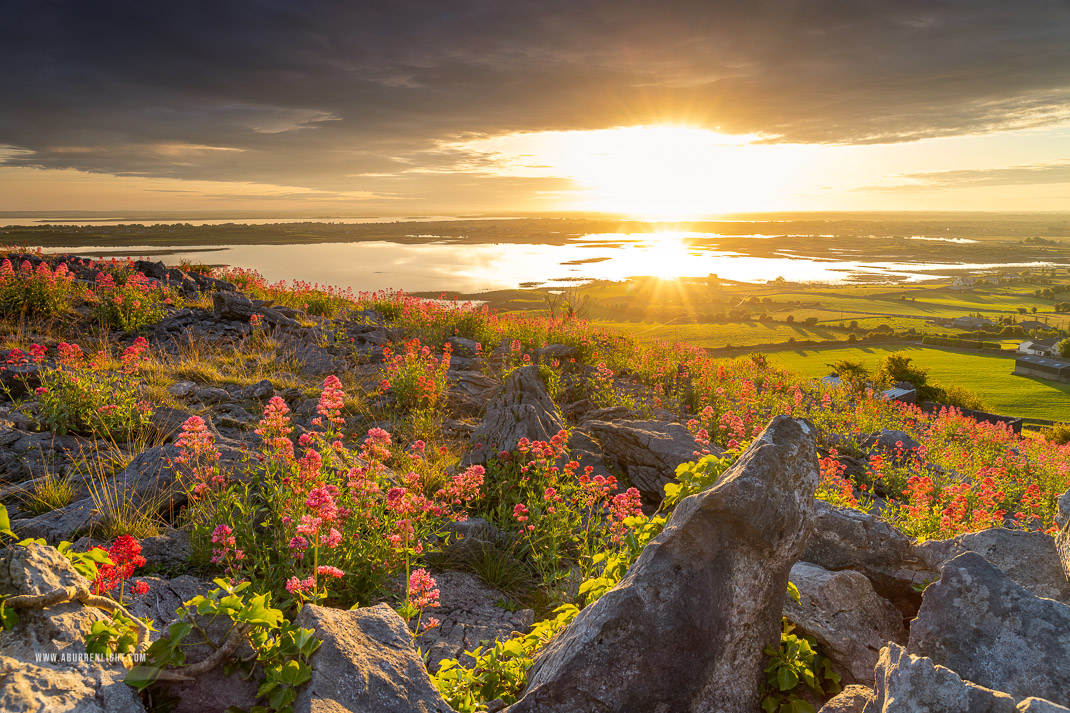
2 0 1070 205
862 160 1070 191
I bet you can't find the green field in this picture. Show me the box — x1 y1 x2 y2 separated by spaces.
588 319 851 348
768 345 1070 421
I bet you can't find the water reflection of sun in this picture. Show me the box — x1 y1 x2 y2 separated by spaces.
642 233 694 279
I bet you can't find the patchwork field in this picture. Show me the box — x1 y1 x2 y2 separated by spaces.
769 345 1070 421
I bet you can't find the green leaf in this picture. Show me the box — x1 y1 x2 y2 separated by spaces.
82 548 113 564
239 594 282 627
790 700 815 713
0 607 16 631
777 667 798 692
761 696 778 713
124 666 163 691
501 640 524 658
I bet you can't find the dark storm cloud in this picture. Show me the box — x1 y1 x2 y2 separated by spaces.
2 0 1070 195
863 160 1070 191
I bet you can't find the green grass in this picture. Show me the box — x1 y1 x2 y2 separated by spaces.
588 319 852 348
769 345 1070 421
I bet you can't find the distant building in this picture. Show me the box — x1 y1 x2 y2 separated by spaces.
1017 320 1050 331
882 382 917 405
1013 354 1070 384
951 277 978 290
951 316 992 330
1017 338 1060 358
821 375 917 404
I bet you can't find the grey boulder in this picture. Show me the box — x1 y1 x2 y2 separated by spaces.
918 527 1070 604
509 416 819 713
583 419 714 502
864 643 1017 713
466 365 563 464
293 603 453 713
0 543 146 713
909 552 1070 706
804 500 932 617
785 562 904 685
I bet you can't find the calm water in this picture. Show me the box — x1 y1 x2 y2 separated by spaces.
36 232 1053 293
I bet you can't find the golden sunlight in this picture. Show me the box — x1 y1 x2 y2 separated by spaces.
452 125 813 219
609 231 696 279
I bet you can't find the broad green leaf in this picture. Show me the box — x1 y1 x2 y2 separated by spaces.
777 667 798 691
124 666 163 691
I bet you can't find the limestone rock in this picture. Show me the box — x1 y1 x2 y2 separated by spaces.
583 419 713 502
1019 700 1070 713
212 290 299 327
1055 486 1070 530
466 365 563 464
124 574 212 636
193 386 231 404
861 429 920 455
414 570 534 673
785 562 905 685
909 553 1070 705
918 528 1070 604
13 437 243 542
804 500 932 618
446 336 480 357
864 643 1017 713
1056 486 1070 582
819 686 874 713
149 406 206 442
0 363 40 396
532 344 579 363
446 370 501 418
239 379 275 401
293 603 453 713
292 343 341 377
510 416 819 713
1058 527 1070 585
0 543 145 713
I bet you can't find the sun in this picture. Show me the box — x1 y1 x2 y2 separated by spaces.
558 126 771 220
451 124 808 220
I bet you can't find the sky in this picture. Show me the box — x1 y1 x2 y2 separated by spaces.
2 0 1070 218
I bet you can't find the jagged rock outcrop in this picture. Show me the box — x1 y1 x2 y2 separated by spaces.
860 429 920 455
819 686 874 713
291 343 342 377
13 436 245 542
508 416 819 713
803 500 933 618
414 571 534 673
909 553 1070 705
865 643 1019 713
446 370 501 418
125 575 211 634
466 365 563 463
293 603 453 713
582 419 713 502
785 562 904 685
0 543 146 713
582 417 714 498
918 528 1070 604
133 259 201 297
1056 487 1070 583
212 290 300 327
